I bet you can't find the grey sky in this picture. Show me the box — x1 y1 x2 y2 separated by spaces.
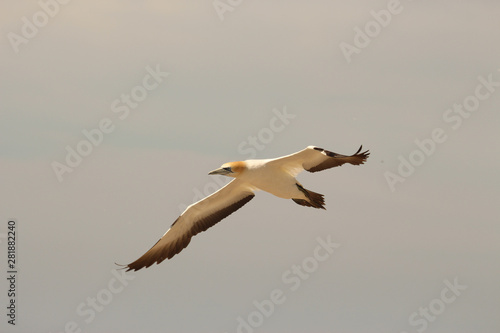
1 1 499 332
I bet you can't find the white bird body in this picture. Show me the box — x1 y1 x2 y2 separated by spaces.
237 159 300 199
123 145 369 271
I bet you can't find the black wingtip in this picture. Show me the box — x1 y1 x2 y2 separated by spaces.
114 262 129 271
115 261 144 272
355 145 370 158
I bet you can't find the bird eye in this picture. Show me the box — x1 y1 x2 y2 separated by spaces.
223 167 232 172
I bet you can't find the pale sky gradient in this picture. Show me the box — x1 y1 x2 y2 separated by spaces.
1 1 499 332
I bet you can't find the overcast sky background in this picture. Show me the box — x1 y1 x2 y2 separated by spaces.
1 1 499 332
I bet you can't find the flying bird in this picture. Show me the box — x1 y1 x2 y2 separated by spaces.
124 145 369 271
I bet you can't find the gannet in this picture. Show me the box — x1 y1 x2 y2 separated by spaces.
124 145 369 271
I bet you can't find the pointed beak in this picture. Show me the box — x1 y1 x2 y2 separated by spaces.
208 168 230 175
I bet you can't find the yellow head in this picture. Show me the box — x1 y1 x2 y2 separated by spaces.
208 161 246 178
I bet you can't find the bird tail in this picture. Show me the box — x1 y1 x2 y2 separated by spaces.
293 184 326 209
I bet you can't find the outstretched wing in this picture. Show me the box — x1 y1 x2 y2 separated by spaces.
268 145 370 177
125 179 256 271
